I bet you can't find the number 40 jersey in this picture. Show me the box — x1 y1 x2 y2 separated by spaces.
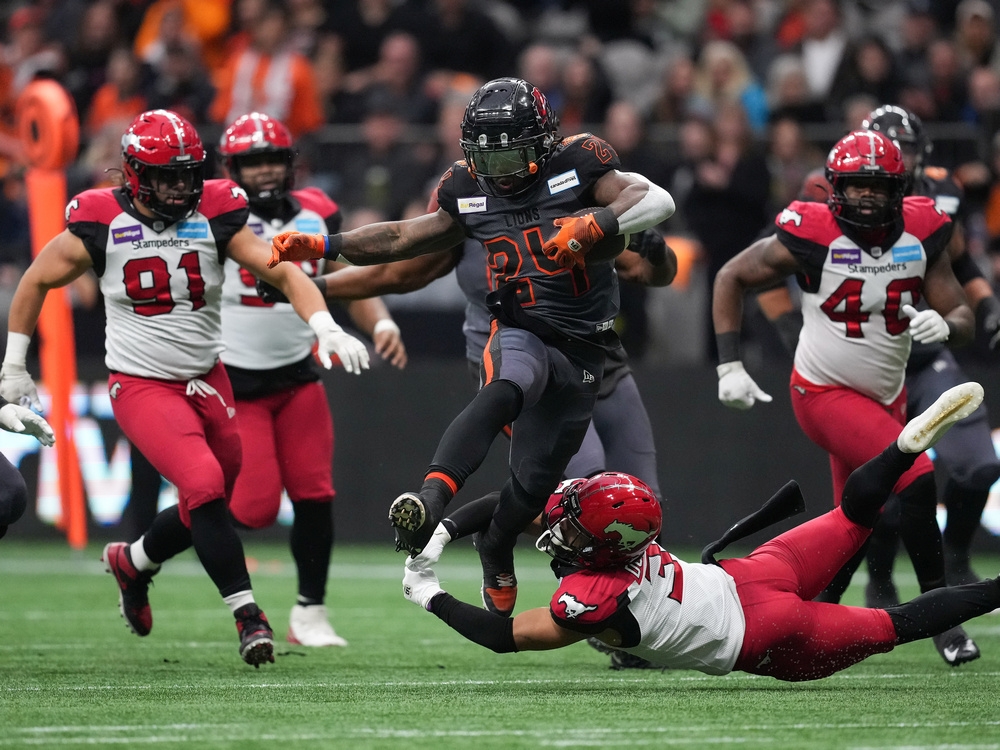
775 196 952 406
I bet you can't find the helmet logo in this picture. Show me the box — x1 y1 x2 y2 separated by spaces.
531 87 548 126
604 520 652 550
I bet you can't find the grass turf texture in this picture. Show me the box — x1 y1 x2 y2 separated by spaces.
0 540 998 750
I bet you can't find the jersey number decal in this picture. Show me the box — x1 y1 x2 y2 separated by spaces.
123 251 207 316
485 228 591 305
820 277 921 337
581 137 615 165
648 547 683 604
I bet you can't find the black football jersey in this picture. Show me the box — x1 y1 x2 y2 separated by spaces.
435 133 621 340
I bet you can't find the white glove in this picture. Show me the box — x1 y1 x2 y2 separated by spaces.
406 523 452 572
717 361 772 410
402 564 444 611
0 333 41 411
0 403 54 447
308 311 371 374
902 304 950 344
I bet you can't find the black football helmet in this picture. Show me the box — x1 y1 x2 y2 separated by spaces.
862 105 932 181
460 77 560 197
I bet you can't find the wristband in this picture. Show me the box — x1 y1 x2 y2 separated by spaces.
593 207 619 238
324 234 344 261
373 319 399 336
3 332 31 368
716 331 741 364
952 251 984 286
308 310 342 336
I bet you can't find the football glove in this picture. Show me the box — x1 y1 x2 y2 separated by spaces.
542 213 606 269
0 364 41 412
268 231 327 268
0 402 54 446
902 304 950 343
717 361 772 410
308 311 370 374
402 562 444 611
406 523 452 572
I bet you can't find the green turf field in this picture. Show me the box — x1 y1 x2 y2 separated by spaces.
0 539 997 749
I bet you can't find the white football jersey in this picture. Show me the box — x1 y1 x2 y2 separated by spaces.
776 198 951 405
220 189 339 370
66 181 250 380
550 543 746 675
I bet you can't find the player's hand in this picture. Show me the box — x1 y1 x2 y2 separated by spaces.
542 213 605 269
902 304 950 343
0 403 54 446
406 523 452 572
0 365 42 412
268 231 326 268
402 562 444 611
372 319 407 369
717 361 772 410
317 328 370 374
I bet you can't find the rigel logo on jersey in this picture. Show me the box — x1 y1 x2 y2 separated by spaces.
547 169 580 194
458 197 487 213
295 218 321 233
112 224 143 244
892 244 922 262
557 592 598 619
176 221 209 239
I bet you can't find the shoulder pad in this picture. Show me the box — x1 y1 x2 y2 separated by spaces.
293 187 339 217
550 569 631 627
775 200 837 235
902 194 950 239
65 188 120 224
199 179 249 219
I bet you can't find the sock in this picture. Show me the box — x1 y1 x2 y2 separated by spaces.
139 504 192 564
189 499 252 598
480 477 547 557
223 590 256 614
840 443 918 528
896 474 946 592
130 536 161 573
865 497 900 585
442 491 501 540
941 479 989 556
425 380 523 493
291 500 333 606
886 578 1000 643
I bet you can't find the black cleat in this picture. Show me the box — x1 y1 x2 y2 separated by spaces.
932 625 981 667
388 492 441 555
475 530 517 617
235 603 275 668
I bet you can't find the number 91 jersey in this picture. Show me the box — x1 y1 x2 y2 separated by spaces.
219 188 340 370
776 196 951 405
435 133 622 340
66 180 250 380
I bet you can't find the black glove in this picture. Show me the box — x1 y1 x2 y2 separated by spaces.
254 276 327 304
976 295 1000 351
627 229 667 266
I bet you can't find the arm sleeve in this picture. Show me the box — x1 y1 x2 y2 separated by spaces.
429 593 517 653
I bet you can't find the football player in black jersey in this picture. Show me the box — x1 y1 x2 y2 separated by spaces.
860 106 1000 605
0 396 54 541
267 77 675 617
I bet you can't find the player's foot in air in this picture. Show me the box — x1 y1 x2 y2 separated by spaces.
235 603 275 668
288 604 348 647
388 491 443 555
932 625 980 667
475 530 517 617
102 542 155 636
897 382 984 454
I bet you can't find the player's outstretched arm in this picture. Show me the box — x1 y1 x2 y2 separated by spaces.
345 297 408 369
922 250 974 347
269 208 466 268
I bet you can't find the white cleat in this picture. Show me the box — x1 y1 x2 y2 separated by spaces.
287 604 348 647
898 382 984 454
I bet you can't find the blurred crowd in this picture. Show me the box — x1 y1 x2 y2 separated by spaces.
4 0 1000 365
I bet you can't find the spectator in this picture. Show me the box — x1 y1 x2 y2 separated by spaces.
558 51 613 132
146 41 216 126
954 0 1000 74
62 0 122 119
346 31 437 125
650 53 700 125
829 35 904 116
601 99 670 188
408 0 516 83
766 115 825 213
765 54 826 124
797 0 849 102
321 0 418 74
209 0 324 138
693 40 769 132
84 47 148 139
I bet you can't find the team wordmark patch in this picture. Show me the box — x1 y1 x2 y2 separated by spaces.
113 224 143 244
458 197 487 213
547 170 580 195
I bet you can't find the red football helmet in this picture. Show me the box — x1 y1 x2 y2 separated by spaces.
219 112 295 207
121 109 205 221
537 472 661 569
825 129 907 239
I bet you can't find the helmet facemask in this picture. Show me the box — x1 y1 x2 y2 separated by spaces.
827 171 908 247
227 149 295 210
126 157 204 222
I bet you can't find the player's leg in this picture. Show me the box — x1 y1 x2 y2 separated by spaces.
276 382 346 647
862 496 901 607
228 394 283 529
563 420 605 480
591 374 661 498
0 451 27 541
388 323 533 555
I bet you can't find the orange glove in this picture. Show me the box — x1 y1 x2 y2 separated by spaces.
542 213 606 269
268 231 327 268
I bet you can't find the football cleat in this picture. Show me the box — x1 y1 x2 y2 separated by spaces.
287 604 348 647
864 577 900 609
235 603 275 668
586 636 658 670
102 542 155 637
475 530 518 617
897 382 984 454
388 491 442 555
932 625 981 667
